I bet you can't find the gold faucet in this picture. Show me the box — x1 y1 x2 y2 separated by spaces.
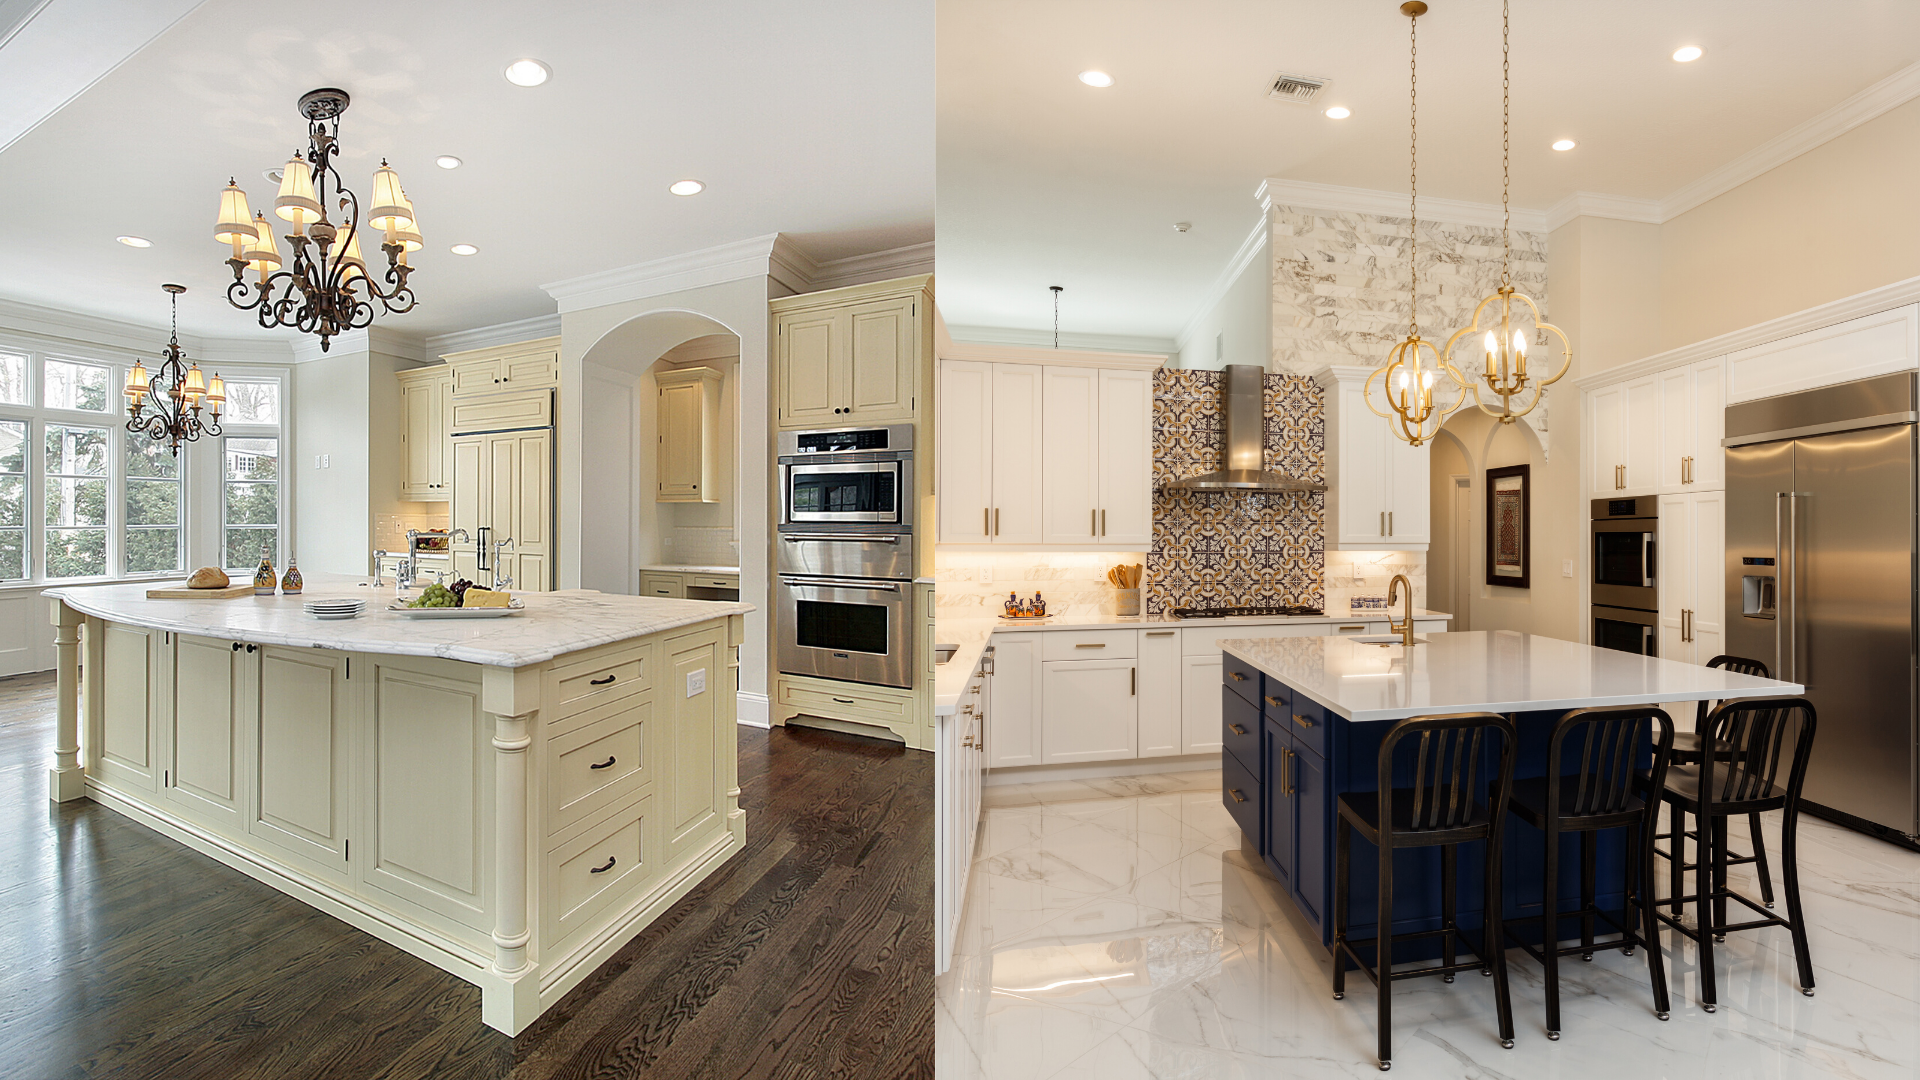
1387 573 1417 646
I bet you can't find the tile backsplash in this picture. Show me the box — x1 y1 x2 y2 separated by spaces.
662 526 739 567
934 551 1147 620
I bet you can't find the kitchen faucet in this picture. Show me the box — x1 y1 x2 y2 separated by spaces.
1387 573 1418 647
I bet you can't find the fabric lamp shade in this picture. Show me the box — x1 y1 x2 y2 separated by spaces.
181 363 207 400
390 194 423 254
124 359 149 401
244 213 281 269
274 154 321 224
205 373 226 414
214 181 254 244
366 162 411 231
337 227 367 273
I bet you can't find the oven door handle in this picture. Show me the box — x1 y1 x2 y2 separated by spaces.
1642 533 1655 588
781 576 901 592
782 534 902 544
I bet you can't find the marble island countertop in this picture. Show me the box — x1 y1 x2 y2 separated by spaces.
932 607 1455 716
637 564 741 575
45 573 753 669
1221 630 1803 723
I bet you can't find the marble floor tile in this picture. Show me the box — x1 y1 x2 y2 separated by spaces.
938 773 1920 1079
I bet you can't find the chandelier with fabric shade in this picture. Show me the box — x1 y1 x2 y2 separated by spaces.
124 285 224 455
213 88 420 352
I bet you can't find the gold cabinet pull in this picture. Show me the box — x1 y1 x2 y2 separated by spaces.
1229 788 1247 804
1074 642 1106 649
1264 695 1283 708
1229 723 1248 735
1092 508 1098 535
1230 671 1247 682
1293 713 1315 729
984 507 990 535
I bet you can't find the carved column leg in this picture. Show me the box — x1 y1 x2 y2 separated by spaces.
49 600 84 802
480 664 541 1035
726 614 746 840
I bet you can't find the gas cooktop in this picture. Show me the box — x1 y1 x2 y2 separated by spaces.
1170 605 1325 620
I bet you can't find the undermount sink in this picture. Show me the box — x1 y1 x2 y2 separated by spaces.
1350 635 1430 647
934 643 959 665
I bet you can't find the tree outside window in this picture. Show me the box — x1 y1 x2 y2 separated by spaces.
46 424 107 577
0 421 25 579
224 436 278 569
125 435 181 574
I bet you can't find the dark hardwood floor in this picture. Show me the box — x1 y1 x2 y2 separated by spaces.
0 671 933 1079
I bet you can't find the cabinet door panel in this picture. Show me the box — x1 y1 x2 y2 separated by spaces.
252 647 350 881
450 360 500 395
402 381 438 496
1137 630 1182 757
1624 377 1659 493
778 311 842 427
1041 367 1100 545
449 435 485 542
986 635 1040 768
658 382 703 499
1263 723 1294 887
663 628 726 862
1338 380 1387 544
501 349 559 388
363 658 488 928
1180 654 1225 755
1095 368 1154 546
1590 384 1625 494
510 430 551 566
1692 358 1727 490
168 634 244 826
989 364 1046 545
847 296 915 421
96 622 157 788
1688 490 1726 661
1656 367 1695 493
1385 432 1430 544
1658 492 1693 663
1040 658 1137 763
937 360 993 544
1290 746 1327 929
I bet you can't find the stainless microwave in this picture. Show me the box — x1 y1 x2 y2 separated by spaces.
778 425 914 527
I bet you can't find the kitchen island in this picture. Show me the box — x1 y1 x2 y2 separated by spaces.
44 575 750 1035
1218 631 1802 950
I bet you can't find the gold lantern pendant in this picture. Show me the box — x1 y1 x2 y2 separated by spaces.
1363 1 1466 447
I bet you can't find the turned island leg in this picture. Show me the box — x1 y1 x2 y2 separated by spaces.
48 600 84 802
481 664 541 1035
727 614 746 841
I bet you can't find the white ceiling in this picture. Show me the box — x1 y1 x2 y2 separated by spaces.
0 0 933 345
937 0 1920 346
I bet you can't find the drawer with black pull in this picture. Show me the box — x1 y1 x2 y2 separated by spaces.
547 698 651 836
550 641 652 721
543 790 657 951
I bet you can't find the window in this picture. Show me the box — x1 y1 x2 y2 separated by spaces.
0 421 24 580
0 353 25 406
223 436 278 569
222 380 279 425
45 424 108 578
44 359 110 413
124 437 181 574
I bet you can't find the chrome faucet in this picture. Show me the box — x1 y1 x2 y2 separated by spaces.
489 535 515 591
1387 573 1418 647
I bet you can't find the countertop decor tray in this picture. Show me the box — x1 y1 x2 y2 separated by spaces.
388 600 525 618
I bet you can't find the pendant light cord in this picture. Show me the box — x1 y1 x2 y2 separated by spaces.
1408 6 1419 339
1051 285 1062 348
1501 0 1512 288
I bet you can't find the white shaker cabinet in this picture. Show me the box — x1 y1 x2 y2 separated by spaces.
1588 375 1660 496
1658 490 1725 665
984 632 1041 768
1316 365 1430 551
935 649 989 975
1041 367 1099 545
1041 657 1138 763
1137 629 1183 757
1655 358 1727 494
1094 368 1154 546
936 360 1045 545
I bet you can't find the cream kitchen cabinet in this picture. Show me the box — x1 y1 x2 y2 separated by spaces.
936 359 1045 544
1658 489 1725 665
397 366 453 500
1316 366 1431 551
1655 358 1727 493
1589 375 1659 495
654 366 721 503
444 337 561 396
772 276 932 429
163 632 248 831
247 646 353 887
451 428 552 591
1039 367 1154 547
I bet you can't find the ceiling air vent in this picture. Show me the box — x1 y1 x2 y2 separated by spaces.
1267 72 1328 104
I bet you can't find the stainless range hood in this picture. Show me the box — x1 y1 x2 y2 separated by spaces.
1163 364 1326 493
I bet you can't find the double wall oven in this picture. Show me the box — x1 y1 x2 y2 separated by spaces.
1591 496 1659 656
776 425 917 689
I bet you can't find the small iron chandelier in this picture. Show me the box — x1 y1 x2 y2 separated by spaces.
1441 0 1571 424
214 88 421 353
1364 1 1467 447
125 284 223 456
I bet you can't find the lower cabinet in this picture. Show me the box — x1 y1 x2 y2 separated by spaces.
1262 693 1330 936
164 633 246 831
1137 629 1182 757
985 633 1040 768
1040 656 1137 763
249 646 353 887
936 651 989 975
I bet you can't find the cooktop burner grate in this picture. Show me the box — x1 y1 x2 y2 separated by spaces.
1170 604 1325 619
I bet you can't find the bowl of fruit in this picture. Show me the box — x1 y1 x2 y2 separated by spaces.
389 579 525 618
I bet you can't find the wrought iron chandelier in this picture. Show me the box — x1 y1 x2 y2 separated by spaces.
214 88 421 353
1364 1 1467 447
1441 0 1571 424
125 284 223 455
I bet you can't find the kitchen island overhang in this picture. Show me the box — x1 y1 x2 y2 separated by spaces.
44 576 753 1036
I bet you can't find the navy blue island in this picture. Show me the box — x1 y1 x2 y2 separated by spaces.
1216 630 1802 951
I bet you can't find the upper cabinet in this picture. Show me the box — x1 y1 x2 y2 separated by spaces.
1588 358 1723 497
936 349 1160 549
772 276 932 429
443 337 561 396
1315 366 1429 551
654 366 721 503
397 366 453 500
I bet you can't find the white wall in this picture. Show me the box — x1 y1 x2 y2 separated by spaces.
1177 229 1271 371
291 338 426 576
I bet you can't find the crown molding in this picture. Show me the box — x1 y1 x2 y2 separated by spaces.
1544 192 1663 233
938 338 1167 371
0 294 292 363
542 233 785 314
1258 177 1550 234
944 324 1177 356
1175 215 1271 353
287 325 427 365
808 241 936 291
424 313 562 357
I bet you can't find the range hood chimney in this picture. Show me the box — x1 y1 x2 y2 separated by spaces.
1163 364 1326 493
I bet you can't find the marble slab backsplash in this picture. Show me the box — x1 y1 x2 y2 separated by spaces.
1324 550 1426 614
934 551 1147 620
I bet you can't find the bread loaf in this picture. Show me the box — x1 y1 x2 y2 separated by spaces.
187 566 230 589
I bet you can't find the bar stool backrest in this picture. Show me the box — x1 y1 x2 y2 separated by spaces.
1694 655 1770 729
1549 706 1675 817
1379 712 1518 834
1699 697 1816 809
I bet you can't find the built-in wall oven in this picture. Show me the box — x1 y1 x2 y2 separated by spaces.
1591 496 1659 656
776 425 917 690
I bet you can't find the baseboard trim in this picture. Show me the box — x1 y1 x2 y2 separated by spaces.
785 713 910 747
984 753 1220 787
736 691 770 728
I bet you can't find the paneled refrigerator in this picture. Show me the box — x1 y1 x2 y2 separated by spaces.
1725 372 1918 842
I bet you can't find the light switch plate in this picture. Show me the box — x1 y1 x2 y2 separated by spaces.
1562 558 1575 578
686 668 706 697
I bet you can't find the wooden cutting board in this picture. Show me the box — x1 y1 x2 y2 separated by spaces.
146 583 256 599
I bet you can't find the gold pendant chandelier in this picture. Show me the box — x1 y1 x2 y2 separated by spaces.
1442 0 1571 424
1364 1 1467 447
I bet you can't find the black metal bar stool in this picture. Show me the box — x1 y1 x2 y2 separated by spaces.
1658 655 1777 915
1333 712 1518 1071
1500 705 1676 1038
1646 697 1818 1010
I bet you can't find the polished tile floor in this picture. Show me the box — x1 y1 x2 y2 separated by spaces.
936 769 1920 1078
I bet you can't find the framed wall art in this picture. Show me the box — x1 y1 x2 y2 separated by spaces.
1485 463 1530 589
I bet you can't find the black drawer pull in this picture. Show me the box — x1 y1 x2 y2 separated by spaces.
1228 788 1247 804
1229 723 1248 735
1229 672 1247 682
590 674 617 686
589 856 616 874
832 697 855 704
1264 695 1283 708
589 756 616 770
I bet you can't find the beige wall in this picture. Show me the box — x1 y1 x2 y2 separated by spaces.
292 342 426 577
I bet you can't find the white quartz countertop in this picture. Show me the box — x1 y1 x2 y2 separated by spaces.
637 564 740 575
931 608 1454 716
1220 630 1803 723
45 573 753 669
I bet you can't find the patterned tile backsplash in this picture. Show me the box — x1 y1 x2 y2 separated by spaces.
1146 368 1326 615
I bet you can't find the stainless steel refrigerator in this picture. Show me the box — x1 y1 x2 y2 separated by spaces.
1725 371 1919 842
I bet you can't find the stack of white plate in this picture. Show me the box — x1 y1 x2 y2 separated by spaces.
303 598 366 620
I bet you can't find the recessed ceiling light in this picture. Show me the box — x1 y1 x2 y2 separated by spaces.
450 243 479 256
1078 70 1114 88
1324 106 1351 120
115 235 151 248
1173 221 1191 233
669 179 705 196
1672 45 1704 63
1551 139 1577 152
264 168 284 184
504 59 550 87
435 155 463 170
